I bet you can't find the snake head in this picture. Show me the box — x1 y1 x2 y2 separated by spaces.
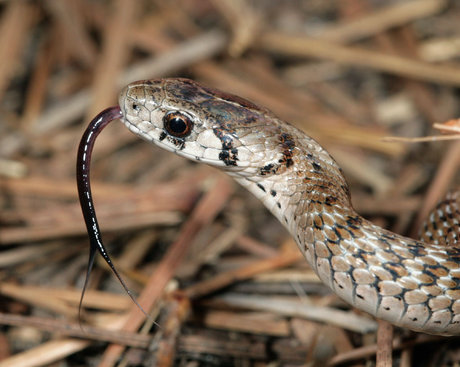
119 78 285 175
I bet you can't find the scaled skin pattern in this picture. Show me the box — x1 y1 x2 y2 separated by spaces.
119 78 460 336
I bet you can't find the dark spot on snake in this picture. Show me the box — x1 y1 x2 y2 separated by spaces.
425 264 449 279
214 129 239 166
381 232 396 240
327 237 340 245
284 216 288 223
270 189 277 197
406 243 424 257
384 306 391 311
243 115 257 125
384 262 407 278
219 150 238 166
257 183 266 192
325 196 338 206
411 318 418 322
277 202 281 209
278 157 293 168
280 133 295 149
168 136 185 150
346 216 362 229
278 133 295 169
434 321 442 324
333 227 342 240
315 184 328 191
336 222 356 238
338 284 344 289
356 294 364 300
260 163 276 176
159 131 167 141
314 214 324 229
221 135 233 150
312 162 322 171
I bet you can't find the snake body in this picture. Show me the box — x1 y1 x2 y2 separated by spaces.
118 78 460 335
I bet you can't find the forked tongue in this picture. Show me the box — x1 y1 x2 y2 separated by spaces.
76 106 148 320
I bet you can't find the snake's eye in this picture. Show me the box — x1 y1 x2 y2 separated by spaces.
163 112 193 138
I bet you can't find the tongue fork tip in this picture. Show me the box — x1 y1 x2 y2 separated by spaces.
76 105 149 321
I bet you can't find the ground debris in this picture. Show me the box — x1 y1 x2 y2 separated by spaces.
1 1 459 366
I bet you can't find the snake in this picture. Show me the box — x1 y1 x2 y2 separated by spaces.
77 78 460 336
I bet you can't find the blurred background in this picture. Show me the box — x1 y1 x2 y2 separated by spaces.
1 0 460 366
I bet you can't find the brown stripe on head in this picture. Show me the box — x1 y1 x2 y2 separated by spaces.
201 84 264 112
164 78 262 111
161 78 273 128
164 78 214 104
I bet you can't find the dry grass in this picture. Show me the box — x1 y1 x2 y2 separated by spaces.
0 1 459 366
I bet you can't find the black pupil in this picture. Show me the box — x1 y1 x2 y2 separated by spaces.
169 117 186 134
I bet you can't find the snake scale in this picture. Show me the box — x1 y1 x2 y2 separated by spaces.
78 78 460 336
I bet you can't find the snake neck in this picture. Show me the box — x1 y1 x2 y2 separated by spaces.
230 124 358 252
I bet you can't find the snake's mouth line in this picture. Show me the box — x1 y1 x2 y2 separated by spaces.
120 117 254 172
